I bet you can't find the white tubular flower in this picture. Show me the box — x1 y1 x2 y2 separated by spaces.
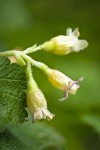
27 89 54 121
26 62 54 121
41 28 88 55
47 69 83 100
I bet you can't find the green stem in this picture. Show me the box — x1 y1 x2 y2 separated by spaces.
0 50 16 57
21 53 51 75
23 45 42 54
26 62 38 91
0 49 51 75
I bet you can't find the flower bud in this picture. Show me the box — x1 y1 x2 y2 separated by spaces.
27 88 54 121
41 28 88 55
47 69 83 100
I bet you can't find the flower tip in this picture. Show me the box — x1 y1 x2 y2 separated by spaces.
47 113 55 121
78 76 84 82
72 27 80 37
59 91 69 102
81 40 88 50
66 27 72 35
59 97 67 102
33 109 54 121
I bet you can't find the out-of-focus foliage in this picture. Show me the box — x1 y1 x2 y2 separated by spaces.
9 121 65 150
0 129 25 150
0 0 100 150
0 123 65 150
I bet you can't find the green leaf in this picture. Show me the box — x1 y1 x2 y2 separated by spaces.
9 121 66 150
82 114 100 134
0 129 26 150
0 57 27 131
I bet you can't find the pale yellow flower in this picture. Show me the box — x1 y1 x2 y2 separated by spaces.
27 89 54 121
48 69 83 100
41 28 88 55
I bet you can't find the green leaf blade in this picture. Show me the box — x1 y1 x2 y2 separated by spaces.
0 129 26 150
9 121 66 150
0 57 27 131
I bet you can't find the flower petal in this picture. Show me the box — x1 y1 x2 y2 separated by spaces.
72 28 80 37
66 28 72 35
59 91 69 101
72 40 88 52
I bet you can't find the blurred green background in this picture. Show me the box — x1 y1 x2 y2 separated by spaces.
0 0 100 150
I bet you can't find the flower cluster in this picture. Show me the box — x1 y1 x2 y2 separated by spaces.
0 27 88 121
